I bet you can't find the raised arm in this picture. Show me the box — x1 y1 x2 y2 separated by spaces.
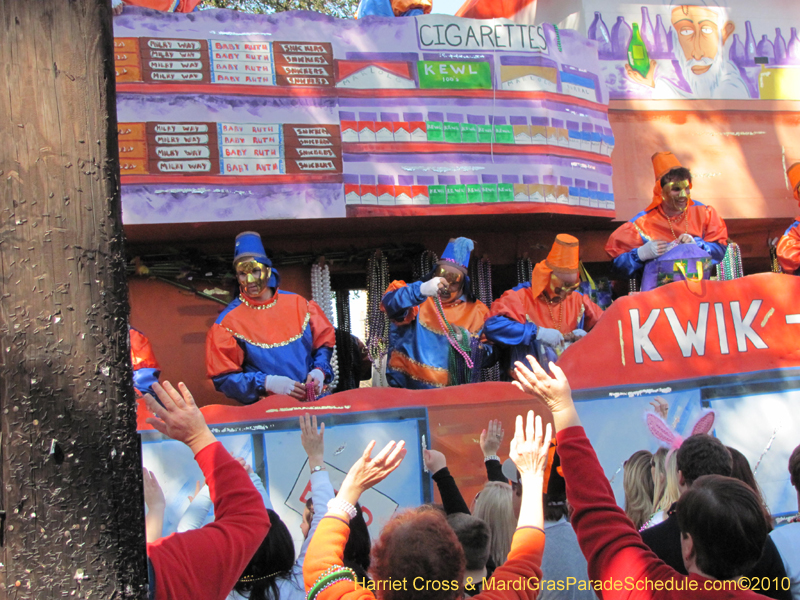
481 419 508 483
144 382 270 600
513 360 677 598
298 414 336 565
424 448 471 515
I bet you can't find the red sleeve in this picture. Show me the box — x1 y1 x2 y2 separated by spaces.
474 527 544 600
303 516 376 600
581 294 604 332
777 225 800 274
205 323 244 379
147 442 270 600
308 300 336 349
557 426 683 598
130 328 160 370
701 205 728 245
486 288 527 323
605 222 644 259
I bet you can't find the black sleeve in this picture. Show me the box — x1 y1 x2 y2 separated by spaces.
746 536 791 600
431 467 470 515
485 459 508 483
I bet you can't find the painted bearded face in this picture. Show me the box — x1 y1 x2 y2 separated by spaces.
235 259 272 298
548 272 580 301
434 264 465 303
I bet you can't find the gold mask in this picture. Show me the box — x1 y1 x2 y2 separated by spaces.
434 265 465 302
236 259 272 298
663 179 691 200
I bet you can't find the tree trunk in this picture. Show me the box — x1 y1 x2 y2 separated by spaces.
0 1 147 598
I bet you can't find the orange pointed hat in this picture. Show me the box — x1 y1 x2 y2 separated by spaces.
646 151 693 211
788 162 800 203
531 234 580 298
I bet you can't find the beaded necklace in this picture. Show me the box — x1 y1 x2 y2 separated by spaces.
516 256 533 285
716 242 744 280
544 296 564 332
366 251 390 382
311 262 338 390
769 243 782 274
433 296 474 368
473 256 500 382
665 209 688 240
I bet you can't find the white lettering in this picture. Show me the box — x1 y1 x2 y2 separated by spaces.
714 303 730 354
730 300 767 351
665 304 708 358
630 308 662 364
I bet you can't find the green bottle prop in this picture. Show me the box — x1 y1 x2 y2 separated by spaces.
628 23 650 77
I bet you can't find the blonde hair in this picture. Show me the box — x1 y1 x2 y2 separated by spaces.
623 450 654 530
472 482 515 567
651 447 669 508
655 449 681 513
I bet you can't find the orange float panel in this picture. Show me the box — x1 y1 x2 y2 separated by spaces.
118 123 147 141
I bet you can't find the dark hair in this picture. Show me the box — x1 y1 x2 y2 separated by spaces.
676 475 768 580
446 513 491 571
727 446 773 532
305 498 314 510
371 505 465 600
677 435 732 486
660 167 692 188
544 451 568 522
234 509 295 600
789 443 800 492
344 504 372 581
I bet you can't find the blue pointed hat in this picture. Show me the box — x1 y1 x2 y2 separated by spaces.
439 237 474 273
234 231 280 288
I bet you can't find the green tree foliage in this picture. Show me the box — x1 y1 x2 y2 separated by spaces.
200 0 359 18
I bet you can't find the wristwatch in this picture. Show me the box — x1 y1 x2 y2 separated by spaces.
311 464 326 473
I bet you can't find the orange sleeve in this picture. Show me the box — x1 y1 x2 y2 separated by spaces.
777 224 800 274
474 527 544 600
303 516 375 600
309 300 336 349
130 328 160 370
605 222 644 259
581 294 605 332
205 323 245 379
701 205 728 245
486 287 528 323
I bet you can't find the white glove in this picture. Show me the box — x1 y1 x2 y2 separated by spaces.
536 326 564 348
637 240 666 262
265 375 296 396
572 329 587 339
420 277 445 297
678 233 695 245
308 369 324 395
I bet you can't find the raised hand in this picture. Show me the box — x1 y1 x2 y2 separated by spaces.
509 411 552 480
144 381 216 455
423 448 447 474
300 414 325 469
513 357 581 432
650 396 669 420
480 419 504 457
337 440 407 506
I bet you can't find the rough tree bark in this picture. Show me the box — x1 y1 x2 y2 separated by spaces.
0 1 147 598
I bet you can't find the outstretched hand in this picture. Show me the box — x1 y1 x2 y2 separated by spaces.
337 440 406 506
423 448 447 474
144 381 216 455
300 414 325 468
650 396 669 420
480 419 504 457
512 357 581 432
509 411 552 481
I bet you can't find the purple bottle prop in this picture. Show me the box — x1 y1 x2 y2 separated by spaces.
640 6 655 51
774 28 787 64
789 27 800 64
729 33 745 66
757 35 774 60
654 14 670 55
588 11 612 57
611 16 632 60
744 21 757 65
